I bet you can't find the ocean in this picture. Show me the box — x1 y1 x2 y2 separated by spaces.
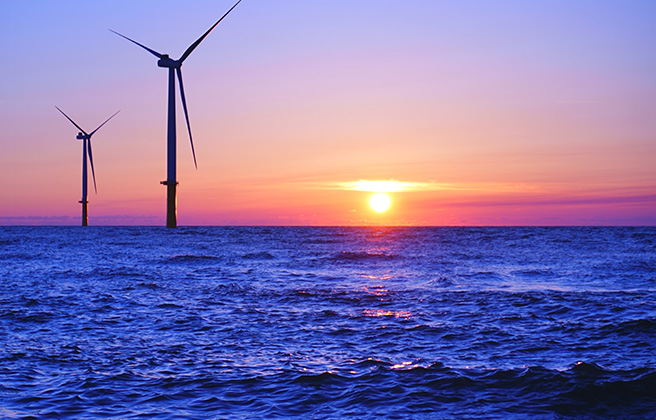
1 226 655 419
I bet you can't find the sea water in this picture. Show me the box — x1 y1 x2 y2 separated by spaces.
1 226 655 419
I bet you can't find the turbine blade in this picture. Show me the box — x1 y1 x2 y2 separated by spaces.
55 106 87 136
179 0 242 63
109 29 163 59
176 68 197 169
90 109 120 136
87 140 98 194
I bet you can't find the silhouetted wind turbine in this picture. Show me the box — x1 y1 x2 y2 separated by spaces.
56 107 120 227
111 0 243 228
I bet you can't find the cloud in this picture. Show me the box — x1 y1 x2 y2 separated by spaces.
443 193 656 208
326 180 539 193
337 180 441 193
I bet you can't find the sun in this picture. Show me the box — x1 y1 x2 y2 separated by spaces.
370 193 391 213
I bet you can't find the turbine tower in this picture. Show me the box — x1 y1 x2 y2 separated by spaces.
111 0 242 228
56 107 120 227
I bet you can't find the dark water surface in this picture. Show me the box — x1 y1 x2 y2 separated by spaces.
1 226 655 419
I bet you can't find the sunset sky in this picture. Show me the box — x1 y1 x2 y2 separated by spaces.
1 0 655 226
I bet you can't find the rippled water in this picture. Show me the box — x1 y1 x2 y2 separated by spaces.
1 226 655 419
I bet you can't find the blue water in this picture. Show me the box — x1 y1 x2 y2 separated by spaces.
1 226 655 419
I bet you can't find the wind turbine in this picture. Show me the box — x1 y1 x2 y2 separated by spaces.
111 0 243 228
56 107 120 227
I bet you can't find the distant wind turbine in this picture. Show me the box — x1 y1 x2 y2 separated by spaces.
56 107 120 227
111 0 243 228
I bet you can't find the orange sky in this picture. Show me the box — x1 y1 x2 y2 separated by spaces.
1 1 655 225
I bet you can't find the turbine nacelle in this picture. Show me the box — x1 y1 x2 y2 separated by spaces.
157 54 180 68
76 132 88 140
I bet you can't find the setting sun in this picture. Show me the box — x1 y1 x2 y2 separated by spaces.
370 193 391 213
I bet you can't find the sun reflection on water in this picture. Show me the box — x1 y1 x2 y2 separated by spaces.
362 285 389 296
391 360 422 370
362 309 413 319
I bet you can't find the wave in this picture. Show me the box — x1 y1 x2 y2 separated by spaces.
0 252 43 261
164 254 221 263
305 239 341 244
330 251 400 262
603 317 656 336
0 309 54 323
3 344 655 419
97 361 656 418
241 251 275 260
254 361 656 418
89 267 158 282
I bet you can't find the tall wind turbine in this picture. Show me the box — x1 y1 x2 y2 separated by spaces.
111 0 243 228
56 107 120 227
